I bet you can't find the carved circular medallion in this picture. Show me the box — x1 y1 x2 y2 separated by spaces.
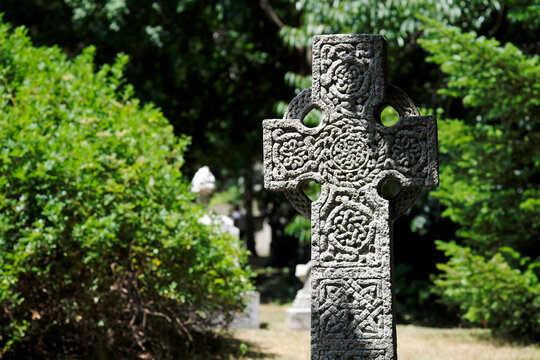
329 204 373 254
280 136 310 170
333 60 365 95
391 133 424 168
320 120 377 184
322 57 369 106
330 131 370 171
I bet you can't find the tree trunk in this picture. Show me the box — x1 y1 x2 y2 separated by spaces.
244 172 257 256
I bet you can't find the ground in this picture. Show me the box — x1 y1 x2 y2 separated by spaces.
229 304 540 360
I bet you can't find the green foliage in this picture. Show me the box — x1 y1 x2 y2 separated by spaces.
393 264 433 322
419 18 540 254
281 0 499 50
284 215 311 244
433 241 540 342
506 0 540 29
419 18 540 340
419 17 540 124
62 0 291 176
209 184 243 207
380 106 400 127
279 0 501 96
1 0 297 181
0 20 253 358
254 266 302 304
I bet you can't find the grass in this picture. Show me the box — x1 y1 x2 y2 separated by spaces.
229 304 540 360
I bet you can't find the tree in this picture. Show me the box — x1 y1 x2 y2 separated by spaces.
1 0 294 171
0 19 253 357
0 0 300 256
277 0 503 103
418 16 540 340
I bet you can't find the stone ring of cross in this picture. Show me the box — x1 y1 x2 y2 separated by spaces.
279 82 433 221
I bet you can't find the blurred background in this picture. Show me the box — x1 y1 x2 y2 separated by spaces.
0 0 539 358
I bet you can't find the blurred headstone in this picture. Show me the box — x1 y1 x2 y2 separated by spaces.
229 291 260 329
191 166 259 329
286 261 312 330
262 35 438 359
192 166 239 237
254 218 272 257
198 213 240 238
191 166 215 206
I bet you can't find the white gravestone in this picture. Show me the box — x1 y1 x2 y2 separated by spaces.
191 166 259 329
286 261 312 330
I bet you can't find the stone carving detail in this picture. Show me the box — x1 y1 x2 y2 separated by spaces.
317 278 384 339
318 190 380 267
313 36 384 118
271 129 316 180
263 34 439 360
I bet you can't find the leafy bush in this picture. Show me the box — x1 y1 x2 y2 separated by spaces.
433 241 540 342
0 19 253 358
418 18 540 341
419 17 540 255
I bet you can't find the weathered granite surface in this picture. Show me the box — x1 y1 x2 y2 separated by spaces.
263 34 439 360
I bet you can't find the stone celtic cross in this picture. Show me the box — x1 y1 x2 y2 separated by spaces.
263 35 438 360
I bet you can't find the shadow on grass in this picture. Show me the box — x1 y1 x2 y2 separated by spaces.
185 331 273 360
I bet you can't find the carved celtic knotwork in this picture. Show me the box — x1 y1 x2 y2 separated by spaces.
312 35 385 120
316 117 381 186
319 43 372 111
321 350 386 360
271 129 314 179
317 190 381 268
281 88 317 218
262 34 439 360
284 88 315 120
383 84 420 117
317 278 384 340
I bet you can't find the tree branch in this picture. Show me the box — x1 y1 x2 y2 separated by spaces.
1 75 17 107
258 0 284 28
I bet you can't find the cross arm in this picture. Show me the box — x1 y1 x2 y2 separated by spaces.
381 114 439 189
262 118 321 191
375 85 439 218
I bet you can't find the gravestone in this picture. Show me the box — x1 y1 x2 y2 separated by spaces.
191 166 259 329
229 291 260 329
262 35 438 360
192 166 240 237
191 166 216 206
286 261 312 330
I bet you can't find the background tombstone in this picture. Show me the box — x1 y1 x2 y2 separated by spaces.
192 165 241 237
263 35 438 359
286 261 312 330
191 166 216 206
191 166 259 329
